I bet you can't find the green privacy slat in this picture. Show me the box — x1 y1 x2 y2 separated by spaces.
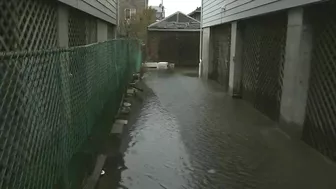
0 39 142 189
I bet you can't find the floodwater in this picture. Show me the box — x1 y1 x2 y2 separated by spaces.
97 69 336 189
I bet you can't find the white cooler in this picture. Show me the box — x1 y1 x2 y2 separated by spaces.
157 62 168 69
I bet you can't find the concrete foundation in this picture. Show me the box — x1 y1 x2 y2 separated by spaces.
280 7 312 128
228 22 243 97
57 4 69 48
201 27 211 79
97 19 108 42
112 25 117 39
207 30 214 78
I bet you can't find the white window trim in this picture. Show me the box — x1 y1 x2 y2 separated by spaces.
125 8 137 20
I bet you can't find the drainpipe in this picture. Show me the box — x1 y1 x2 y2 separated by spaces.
117 0 120 34
199 2 203 77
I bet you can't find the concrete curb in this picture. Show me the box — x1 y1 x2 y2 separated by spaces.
83 155 107 189
83 81 139 189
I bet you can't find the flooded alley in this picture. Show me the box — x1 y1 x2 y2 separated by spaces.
97 69 336 189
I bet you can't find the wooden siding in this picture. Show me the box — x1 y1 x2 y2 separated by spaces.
202 0 324 28
58 0 117 25
147 31 200 66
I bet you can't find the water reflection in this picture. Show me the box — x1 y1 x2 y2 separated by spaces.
98 69 336 189
120 91 194 189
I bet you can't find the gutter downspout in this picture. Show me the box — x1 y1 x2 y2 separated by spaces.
117 0 120 37
199 2 203 77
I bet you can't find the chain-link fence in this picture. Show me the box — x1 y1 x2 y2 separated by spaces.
240 12 287 121
302 1 336 162
0 39 142 189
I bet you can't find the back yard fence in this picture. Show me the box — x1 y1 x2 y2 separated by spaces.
0 39 142 189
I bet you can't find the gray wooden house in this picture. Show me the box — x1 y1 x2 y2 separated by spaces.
201 0 336 162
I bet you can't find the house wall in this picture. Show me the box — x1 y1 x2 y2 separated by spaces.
0 0 116 51
119 0 148 21
201 0 336 162
118 0 148 35
147 31 200 66
190 12 201 21
202 0 323 28
58 0 117 24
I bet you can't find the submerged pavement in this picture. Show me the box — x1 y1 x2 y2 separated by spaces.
97 69 336 189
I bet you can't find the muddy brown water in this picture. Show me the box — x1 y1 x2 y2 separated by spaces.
96 69 336 189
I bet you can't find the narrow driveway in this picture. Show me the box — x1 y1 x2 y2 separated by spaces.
97 68 336 189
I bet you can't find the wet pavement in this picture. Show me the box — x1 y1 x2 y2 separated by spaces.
97 68 336 189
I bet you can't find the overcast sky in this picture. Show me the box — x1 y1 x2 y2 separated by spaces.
149 0 201 17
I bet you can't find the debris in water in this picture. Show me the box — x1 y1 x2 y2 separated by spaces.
121 107 131 114
124 102 132 107
164 164 172 168
159 183 168 189
132 86 144 92
127 89 135 94
168 63 175 69
116 119 128 125
101 170 105 175
145 173 156 180
187 166 195 171
203 178 209 185
208 169 216 174
111 123 123 134
157 62 168 70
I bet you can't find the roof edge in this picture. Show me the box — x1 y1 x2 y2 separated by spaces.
148 11 181 28
148 11 200 29
148 28 201 32
188 7 201 16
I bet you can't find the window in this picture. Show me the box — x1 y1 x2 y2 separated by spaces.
125 8 136 20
